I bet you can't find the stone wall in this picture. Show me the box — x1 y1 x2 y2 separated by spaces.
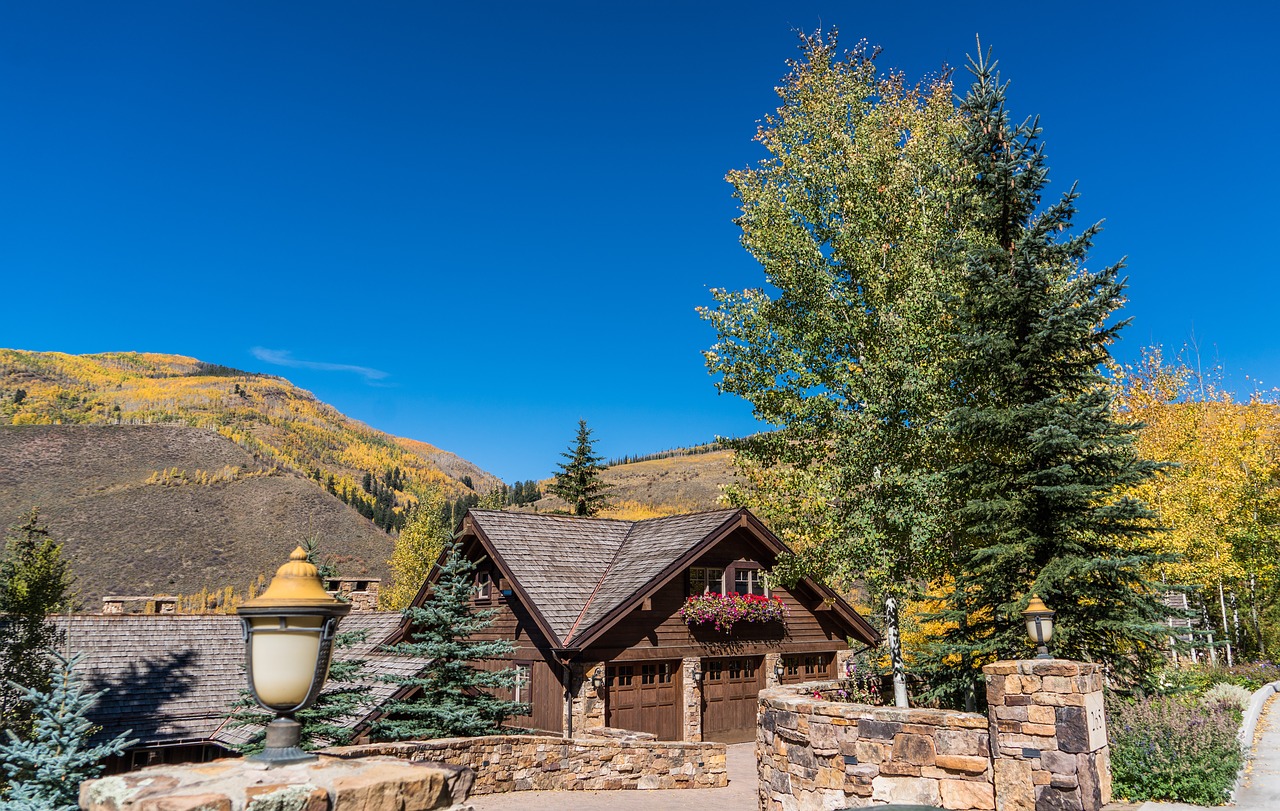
758 686 994 811
80 755 471 811
758 659 1110 811
327 734 727 793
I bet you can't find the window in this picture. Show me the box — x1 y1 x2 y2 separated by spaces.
688 567 725 595
475 571 492 601
513 664 532 706
641 664 658 685
734 568 766 596
608 665 634 686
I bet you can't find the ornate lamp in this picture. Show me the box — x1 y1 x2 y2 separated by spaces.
691 667 704 685
1022 595 1056 659
237 547 351 767
774 660 786 683
590 669 606 691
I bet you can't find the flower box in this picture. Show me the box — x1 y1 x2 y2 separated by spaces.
679 592 788 633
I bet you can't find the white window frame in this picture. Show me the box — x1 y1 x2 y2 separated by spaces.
475 570 492 601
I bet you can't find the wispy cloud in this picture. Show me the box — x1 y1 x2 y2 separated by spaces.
250 347 389 383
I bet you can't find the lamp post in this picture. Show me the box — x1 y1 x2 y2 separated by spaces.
1022 595 1056 660
237 546 351 767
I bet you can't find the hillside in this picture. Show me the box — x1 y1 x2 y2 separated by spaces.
0 350 501 530
0 424 396 606
530 448 740 519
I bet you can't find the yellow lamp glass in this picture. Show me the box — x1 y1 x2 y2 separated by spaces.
248 615 326 709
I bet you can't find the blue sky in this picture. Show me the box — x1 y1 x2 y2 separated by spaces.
2 2 1276 482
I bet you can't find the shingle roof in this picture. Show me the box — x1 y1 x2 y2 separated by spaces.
468 509 741 646
54 612 412 749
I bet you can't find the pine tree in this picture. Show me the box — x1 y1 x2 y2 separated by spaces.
0 511 75 739
373 541 528 741
0 652 135 811
923 45 1171 700
547 420 612 517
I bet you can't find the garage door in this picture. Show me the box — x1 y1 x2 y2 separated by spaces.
701 656 765 743
605 660 681 740
779 652 836 684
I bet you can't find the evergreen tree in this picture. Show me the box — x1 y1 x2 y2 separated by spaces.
0 511 75 738
924 46 1171 701
373 541 527 741
0 652 134 811
547 420 612 517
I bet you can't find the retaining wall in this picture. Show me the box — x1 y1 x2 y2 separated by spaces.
327 734 727 793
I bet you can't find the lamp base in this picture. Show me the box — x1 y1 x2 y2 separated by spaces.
246 717 317 768
1035 645 1051 660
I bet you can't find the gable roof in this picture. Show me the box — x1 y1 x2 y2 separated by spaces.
459 508 878 651
54 611 413 750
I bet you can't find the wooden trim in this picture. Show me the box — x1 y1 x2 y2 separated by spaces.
587 640 851 662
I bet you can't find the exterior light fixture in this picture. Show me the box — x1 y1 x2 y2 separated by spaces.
774 661 786 683
844 659 855 679
1022 594 1056 660
237 547 351 767
590 670 606 691
691 668 704 685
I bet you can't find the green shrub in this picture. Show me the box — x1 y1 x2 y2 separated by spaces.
1202 682 1252 713
1108 693 1243 805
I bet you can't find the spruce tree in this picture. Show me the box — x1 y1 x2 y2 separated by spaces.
373 541 527 741
0 511 75 739
0 652 134 811
924 46 1171 701
547 420 612 517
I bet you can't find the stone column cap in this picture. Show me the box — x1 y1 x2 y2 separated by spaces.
982 659 1102 678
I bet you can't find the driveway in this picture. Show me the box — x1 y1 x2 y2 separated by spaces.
468 742 757 811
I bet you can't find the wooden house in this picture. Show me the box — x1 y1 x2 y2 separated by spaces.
400 507 879 743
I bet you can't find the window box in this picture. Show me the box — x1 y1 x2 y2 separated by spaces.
679 592 788 633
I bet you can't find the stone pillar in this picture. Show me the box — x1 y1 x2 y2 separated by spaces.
835 648 857 680
681 656 703 741
763 651 782 687
565 662 607 736
984 660 1110 811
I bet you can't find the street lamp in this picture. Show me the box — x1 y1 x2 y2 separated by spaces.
238 546 351 767
1022 595 1055 660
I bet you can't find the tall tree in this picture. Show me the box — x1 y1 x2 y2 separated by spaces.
548 420 612 517
0 511 75 738
0 652 134 811
699 31 964 707
382 488 454 611
373 541 527 741
925 46 1170 697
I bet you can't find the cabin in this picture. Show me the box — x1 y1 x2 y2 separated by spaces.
399 507 879 743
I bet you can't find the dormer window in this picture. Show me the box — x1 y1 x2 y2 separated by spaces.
475 570 492 602
688 567 725 596
734 567 766 596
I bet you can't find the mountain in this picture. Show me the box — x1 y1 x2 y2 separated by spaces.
529 446 739 519
0 349 503 605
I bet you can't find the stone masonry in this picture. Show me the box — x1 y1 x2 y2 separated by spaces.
80 755 471 811
329 734 727 793
758 659 1110 811
984 660 1110 811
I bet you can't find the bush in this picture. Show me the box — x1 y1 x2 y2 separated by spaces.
1202 682 1252 713
1108 692 1243 805
1149 661 1280 696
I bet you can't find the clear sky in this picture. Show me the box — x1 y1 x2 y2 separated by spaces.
2 2 1276 483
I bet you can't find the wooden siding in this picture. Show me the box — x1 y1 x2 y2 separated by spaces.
585 528 850 662
474 656 564 735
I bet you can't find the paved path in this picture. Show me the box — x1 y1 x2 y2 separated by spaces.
468 742 756 811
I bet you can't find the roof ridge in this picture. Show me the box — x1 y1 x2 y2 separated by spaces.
561 518 638 644
471 509 634 525
630 508 738 525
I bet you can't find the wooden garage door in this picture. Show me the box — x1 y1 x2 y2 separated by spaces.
779 652 836 684
605 660 681 741
701 656 765 743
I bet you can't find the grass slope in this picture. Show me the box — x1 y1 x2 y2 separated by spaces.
0 424 395 606
530 449 739 519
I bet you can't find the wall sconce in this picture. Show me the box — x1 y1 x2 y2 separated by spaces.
237 547 351 767
774 661 786 682
1022 594 1056 659
590 670 606 691
844 659 856 679
691 668 704 685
